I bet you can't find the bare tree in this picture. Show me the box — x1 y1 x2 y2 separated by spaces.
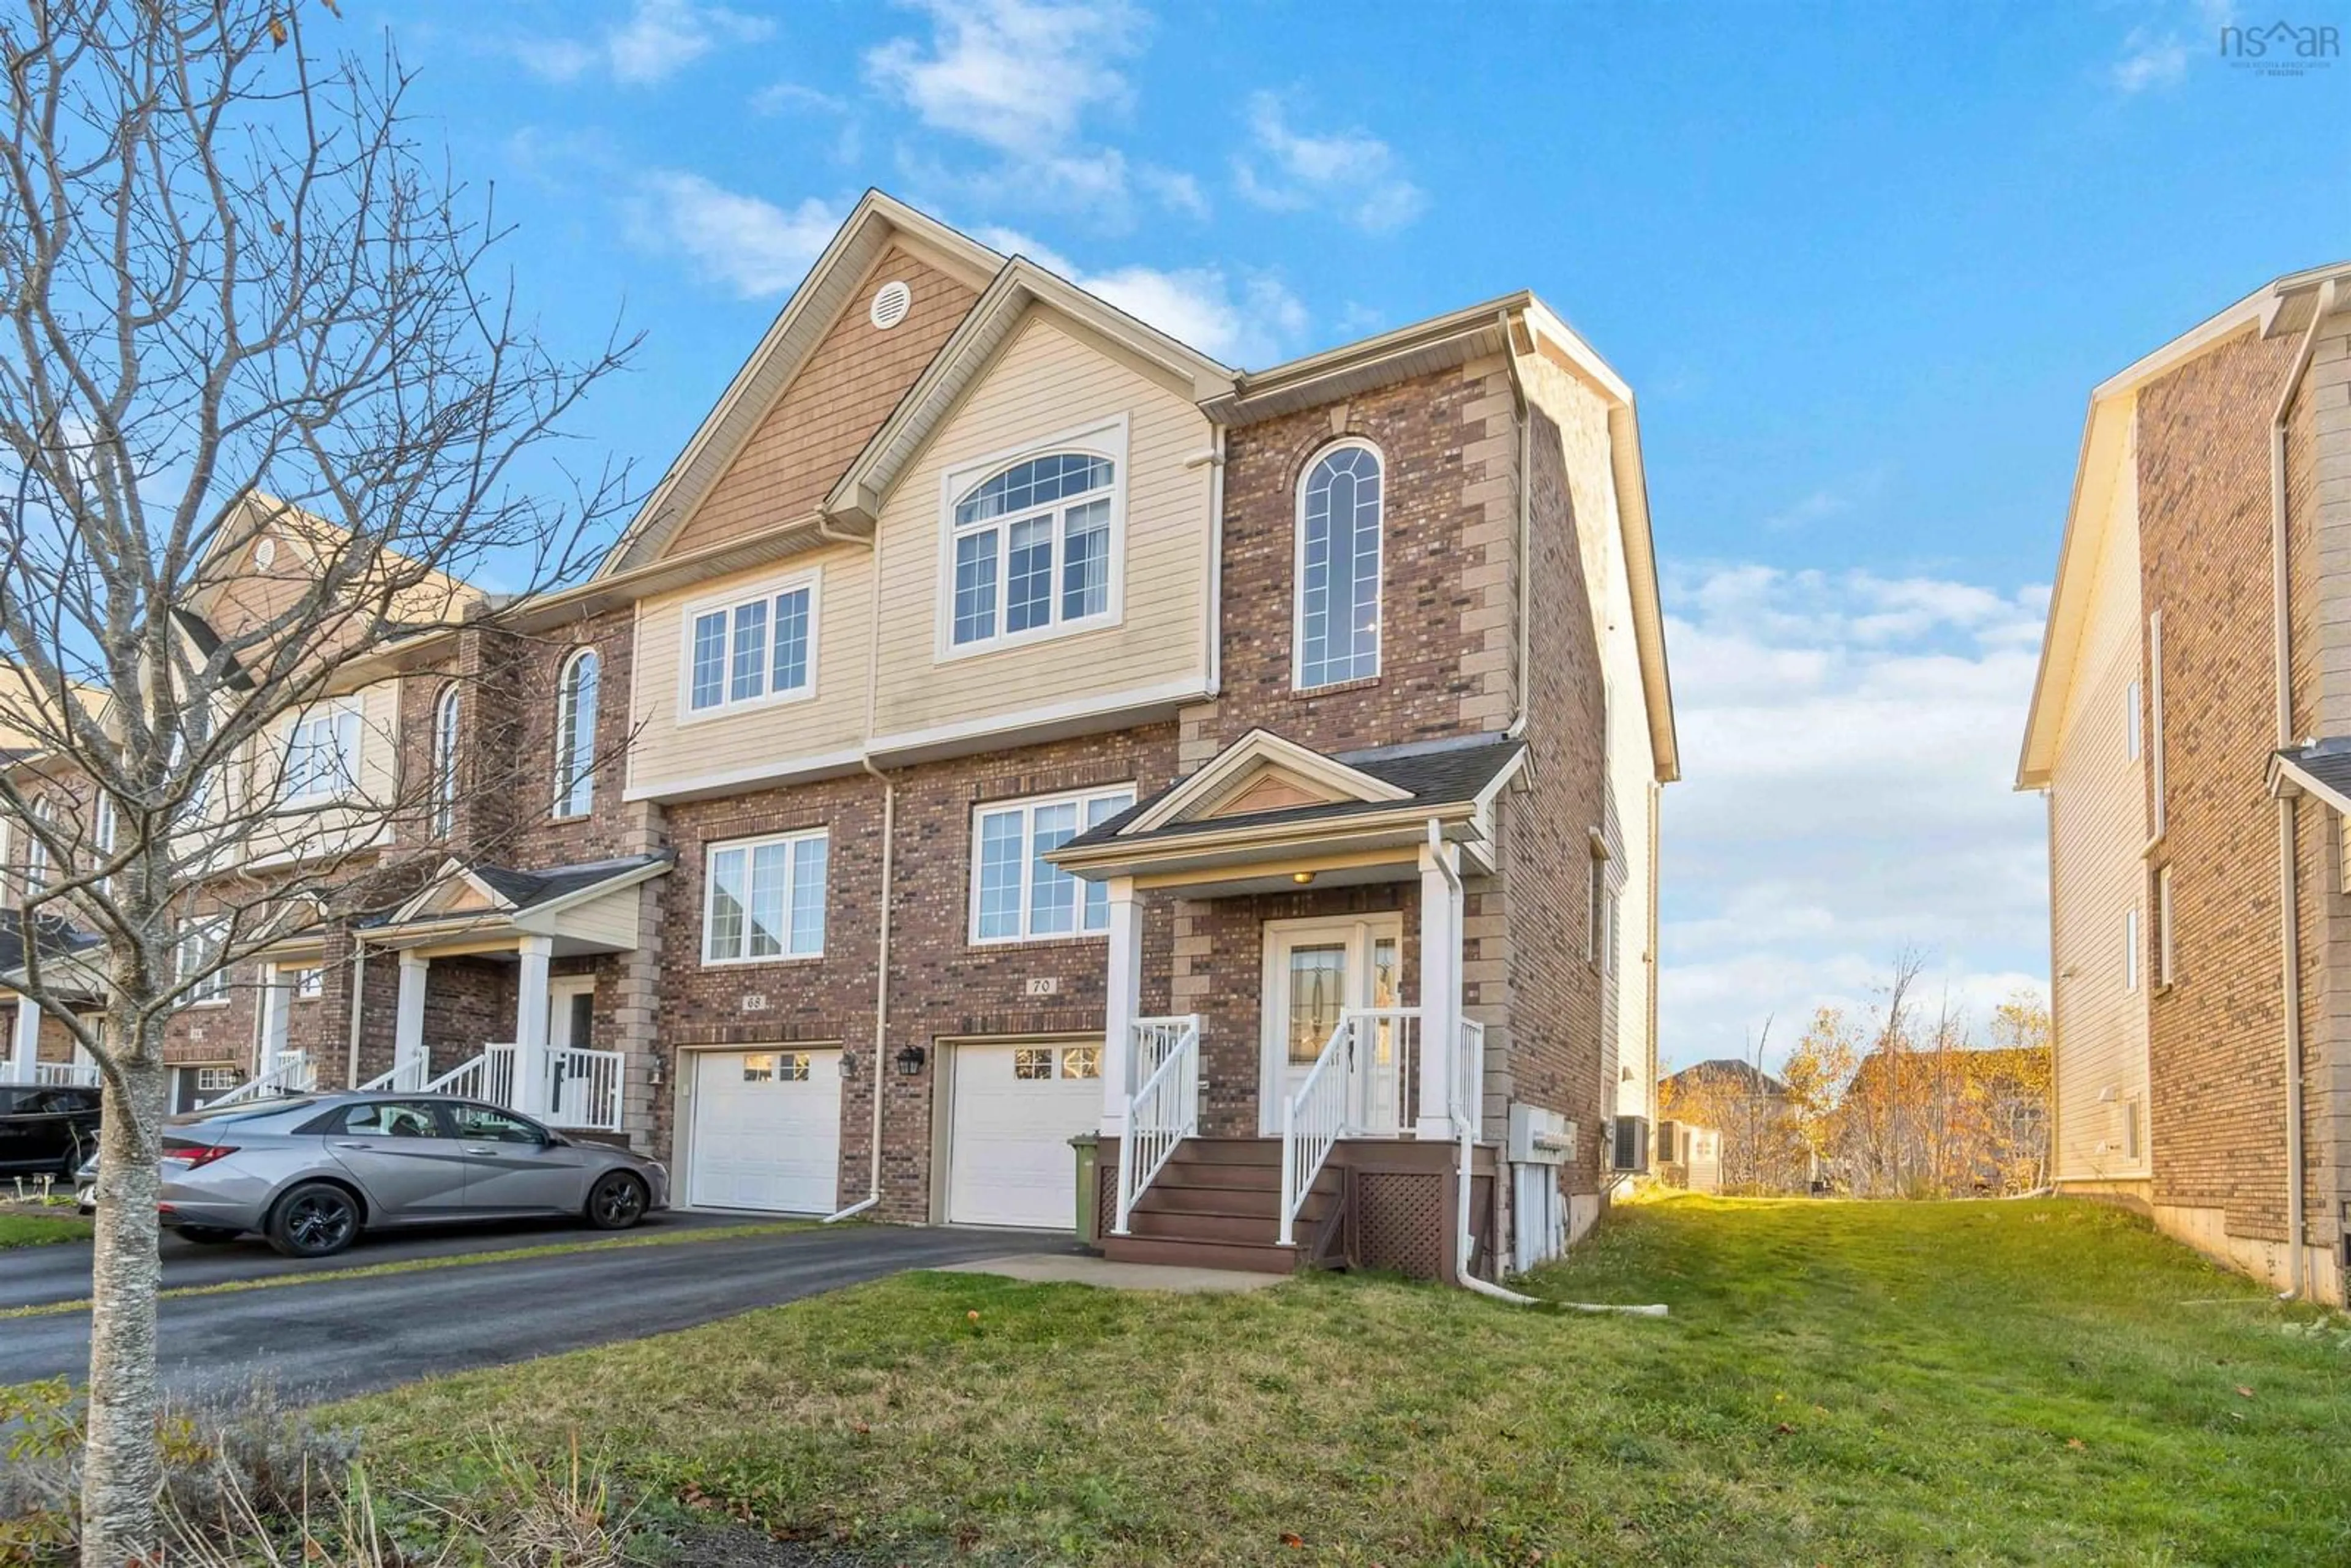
0 5 631 1558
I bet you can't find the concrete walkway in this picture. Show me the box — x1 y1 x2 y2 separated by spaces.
937 1251 1289 1293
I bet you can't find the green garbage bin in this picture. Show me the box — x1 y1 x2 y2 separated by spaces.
1069 1133 1101 1247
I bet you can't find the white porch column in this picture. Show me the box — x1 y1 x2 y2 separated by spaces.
1417 840 1463 1140
9 994 42 1084
394 951 430 1079
514 936 553 1116
257 964 292 1076
1099 877 1141 1135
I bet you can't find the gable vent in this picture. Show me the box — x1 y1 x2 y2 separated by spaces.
869 280 912 330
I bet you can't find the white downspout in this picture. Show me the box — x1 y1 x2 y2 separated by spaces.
827 512 893 1225
1501 315 1534 740
343 940 367 1091
2270 278 2336 1296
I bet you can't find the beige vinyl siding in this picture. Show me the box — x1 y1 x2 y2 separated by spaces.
555 886 643 950
236 678 402 865
2049 426 2151 1182
626 544 872 799
868 309 1213 742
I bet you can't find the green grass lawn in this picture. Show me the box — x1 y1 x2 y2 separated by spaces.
345 1198 2351 1566
0 1212 91 1248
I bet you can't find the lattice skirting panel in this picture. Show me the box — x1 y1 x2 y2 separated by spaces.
1351 1169 1447 1280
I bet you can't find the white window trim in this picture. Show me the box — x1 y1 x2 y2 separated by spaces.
934 415 1130 664
2148 610 2166 838
281 700 364 809
1292 436 1387 692
675 566 824 725
967 782 1136 947
431 684 460 838
2123 904 2140 993
553 648 599 820
2124 678 2143 762
180 917 231 1008
700 825 830 967
2154 865 2174 988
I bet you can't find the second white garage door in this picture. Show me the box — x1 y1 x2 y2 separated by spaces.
686 1048 842 1214
946 1041 1103 1229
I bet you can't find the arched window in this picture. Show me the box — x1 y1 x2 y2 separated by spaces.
1294 441 1383 689
432 684 461 838
553 649 598 819
947 449 1118 649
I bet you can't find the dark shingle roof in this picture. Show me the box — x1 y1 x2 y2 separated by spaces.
1662 1059 1790 1097
1063 733 1526 852
0 910 101 975
470 853 670 912
2281 739 2351 803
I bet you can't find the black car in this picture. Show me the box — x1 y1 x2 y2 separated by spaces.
0 1084 102 1177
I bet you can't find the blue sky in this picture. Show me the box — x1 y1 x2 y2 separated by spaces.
378 0 2347 1067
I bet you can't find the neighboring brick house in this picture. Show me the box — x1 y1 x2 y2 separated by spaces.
1 192 1678 1283
2019 261 2351 1302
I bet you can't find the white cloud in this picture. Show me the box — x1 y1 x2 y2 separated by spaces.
628 174 841 299
512 0 773 88
1655 563 2051 1072
864 0 1173 215
2111 26 2190 91
976 227 1305 365
1138 167 1210 219
1234 92 1426 232
866 0 1143 157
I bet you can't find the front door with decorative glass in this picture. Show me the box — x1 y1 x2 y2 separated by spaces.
1258 915 1404 1136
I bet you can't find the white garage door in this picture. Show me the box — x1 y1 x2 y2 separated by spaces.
687 1048 842 1214
947 1041 1103 1229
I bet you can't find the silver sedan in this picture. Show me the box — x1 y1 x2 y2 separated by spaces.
138 1093 669 1257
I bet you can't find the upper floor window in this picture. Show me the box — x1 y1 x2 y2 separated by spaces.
702 827 828 964
944 436 1123 656
431 685 460 838
553 648 598 819
970 784 1134 943
283 704 361 807
1295 441 1384 689
23 796 53 893
684 571 817 717
179 916 230 1007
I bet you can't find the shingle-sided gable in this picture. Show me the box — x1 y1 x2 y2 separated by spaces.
661 246 980 561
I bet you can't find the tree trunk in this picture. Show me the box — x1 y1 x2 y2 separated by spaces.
80 1047 167 1568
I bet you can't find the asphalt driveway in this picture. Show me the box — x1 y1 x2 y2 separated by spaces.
0 1207 754 1310
0 1223 1073 1400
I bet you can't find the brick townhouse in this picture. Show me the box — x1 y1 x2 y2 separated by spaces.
4 192 1677 1281
2019 260 2351 1301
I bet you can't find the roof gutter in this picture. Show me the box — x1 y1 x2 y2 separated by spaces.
2270 277 2336 1299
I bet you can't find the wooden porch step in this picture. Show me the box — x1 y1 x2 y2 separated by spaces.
1136 1183 1337 1221
1098 1234 1305 1274
1160 1137 1286 1166
1124 1209 1301 1246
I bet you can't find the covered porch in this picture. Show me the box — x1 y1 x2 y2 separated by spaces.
1050 730 1524 1277
350 854 669 1133
2 912 104 1089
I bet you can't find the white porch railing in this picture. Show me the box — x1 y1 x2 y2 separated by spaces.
1455 1019 1486 1139
34 1061 99 1088
356 1048 432 1094
1113 1015 1201 1236
544 1045 624 1133
425 1042 516 1106
1278 1013 1365 1246
201 1050 315 1108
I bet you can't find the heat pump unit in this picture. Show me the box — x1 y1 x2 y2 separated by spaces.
1611 1115 1651 1173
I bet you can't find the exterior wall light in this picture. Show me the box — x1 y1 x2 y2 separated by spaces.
893 1044 928 1077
